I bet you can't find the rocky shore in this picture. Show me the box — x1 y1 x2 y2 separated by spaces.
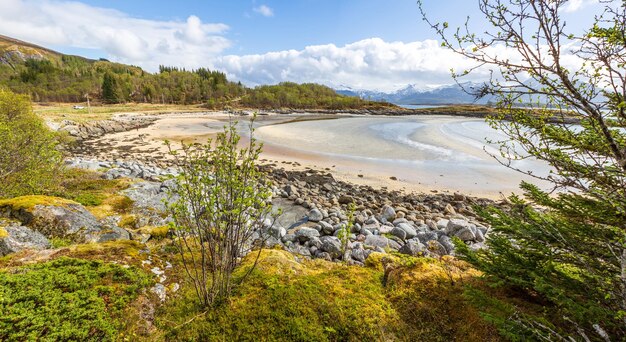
54 115 159 140
53 156 498 265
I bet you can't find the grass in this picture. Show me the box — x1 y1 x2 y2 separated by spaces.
34 102 209 123
0 257 152 341
50 168 134 217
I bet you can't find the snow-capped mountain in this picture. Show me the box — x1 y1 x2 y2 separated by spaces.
336 82 492 105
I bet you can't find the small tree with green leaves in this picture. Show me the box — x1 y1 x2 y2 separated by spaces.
165 118 274 307
0 88 62 198
339 203 356 262
420 0 626 340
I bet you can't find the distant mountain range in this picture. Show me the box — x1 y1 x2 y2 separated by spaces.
336 82 493 105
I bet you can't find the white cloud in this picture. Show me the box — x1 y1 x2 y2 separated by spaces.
253 5 274 17
563 0 600 13
212 38 501 92
0 0 231 71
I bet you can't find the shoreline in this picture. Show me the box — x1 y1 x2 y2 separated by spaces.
65 111 530 200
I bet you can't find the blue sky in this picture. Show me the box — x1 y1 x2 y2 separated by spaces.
0 0 604 91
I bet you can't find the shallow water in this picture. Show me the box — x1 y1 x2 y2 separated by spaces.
255 115 552 195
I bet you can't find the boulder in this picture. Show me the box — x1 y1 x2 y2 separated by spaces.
320 236 342 259
364 235 401 250
295 227 320 242
122 181 169 213
307 208 324 222
97 226 130 243
427 240 448 256
415 231 438 244
445 219 470 235
399 240 426 256
390 227 407 240
454 227 476 242
395 222 417 239
438 235 456 254
0 196 104 242
318 221 335 235
381 205 396 222
0 220 51 256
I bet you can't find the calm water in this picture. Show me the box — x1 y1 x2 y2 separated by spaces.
255 115 552 195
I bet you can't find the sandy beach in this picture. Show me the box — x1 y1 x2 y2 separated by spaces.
76 112 551 199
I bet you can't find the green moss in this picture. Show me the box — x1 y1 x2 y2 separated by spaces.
0 227 7 239
157 249 401 341
68 240 144 259
155 249 499 341
72 193 105 206
50 237 72 248
119 215 138 229
0 195 77 211
0 257 152 341
138 225 170 240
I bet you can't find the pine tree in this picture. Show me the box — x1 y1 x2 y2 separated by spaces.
420 0 626 340
101 72 119 104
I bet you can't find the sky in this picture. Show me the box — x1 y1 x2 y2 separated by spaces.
0 0 605 91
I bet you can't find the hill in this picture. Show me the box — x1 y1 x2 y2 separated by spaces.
336 82 493 105
0 35 390 110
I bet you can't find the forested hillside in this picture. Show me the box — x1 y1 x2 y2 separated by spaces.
0 35 387 109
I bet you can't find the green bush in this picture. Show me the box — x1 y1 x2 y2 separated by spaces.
0 257 152 341
0 89 62 198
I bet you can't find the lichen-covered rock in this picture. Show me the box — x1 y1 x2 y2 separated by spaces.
0 220 51 256
0 196 104 242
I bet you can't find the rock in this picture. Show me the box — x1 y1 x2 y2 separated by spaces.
436 219 449 230
320 236 342 259
314 251 332 261
427 240 448 256
295 227 320 242
0 220 51 256
283 185 298 196
444 203 456 215
474 228 485 242
381 205 396 222
318 221 335 235
416 231 438 244
454 227 476 242
445 219 470 235
307 208 324 222
399 240 426 256
0 196 104 242
438 235 455 254
379 224 394 234
390 227 407 240
282 233 297 243
268 224 287 239
338 195 354 204
151 283 167 302
122 181 169 213
351 246 366 262
395 222 417 239
97 226 130 242
364 235 401 250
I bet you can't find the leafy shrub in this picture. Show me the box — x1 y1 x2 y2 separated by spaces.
0 88 62 197
0 257 151 341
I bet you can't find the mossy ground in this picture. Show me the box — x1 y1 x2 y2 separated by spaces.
154 249 500 341
0 195 77 210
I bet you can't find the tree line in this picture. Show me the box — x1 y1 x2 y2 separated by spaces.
0 54 384 109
